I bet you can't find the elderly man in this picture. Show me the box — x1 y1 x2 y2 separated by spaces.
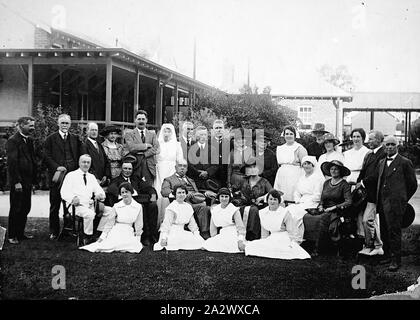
124 110 159 185
307 123 328 160
81 122 110 186
44 114 81 240
356 130 386 256
61 154 113 243
209 119 231 188
255 130 277 186
161 159 211 239
376 136 417 271
107 160 159 246
179 121 195 161
6 116 37 244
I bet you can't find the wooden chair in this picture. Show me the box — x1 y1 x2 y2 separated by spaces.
57 200 84 246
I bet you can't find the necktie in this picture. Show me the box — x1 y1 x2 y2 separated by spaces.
83 173 87 186
141 131 145 143
126 177 131 184
63 134 67 141
187 139 191 147
182 176 189 185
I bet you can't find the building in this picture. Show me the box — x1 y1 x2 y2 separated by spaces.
0 13 215 131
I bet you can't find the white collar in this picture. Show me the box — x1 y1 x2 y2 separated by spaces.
19 132 29 139
387 153 397 160
58 130 68 139
115 198 141 209
137 127 146 134
88 137 97 144
373 145 382 154
78 168 89 176
198 142 206 148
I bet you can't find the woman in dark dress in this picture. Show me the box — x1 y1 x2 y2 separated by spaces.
303 160 352 256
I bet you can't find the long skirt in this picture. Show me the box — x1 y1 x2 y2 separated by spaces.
153 224 205 251
202 225 241 253
286 202 317 243
245 231 310 260
80 223 143 253
273 165 302 202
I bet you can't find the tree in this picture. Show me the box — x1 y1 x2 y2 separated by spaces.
318 64 355 92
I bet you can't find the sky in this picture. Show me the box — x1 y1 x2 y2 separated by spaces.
1 0 420 92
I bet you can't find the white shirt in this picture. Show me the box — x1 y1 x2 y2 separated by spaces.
60 168 105 207
386 153 397 166
88 137 98 148
344 145 370 183
136 127 146 137
197 142 206 149
58 130 67 140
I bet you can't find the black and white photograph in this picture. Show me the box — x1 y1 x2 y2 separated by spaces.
0 0 419 309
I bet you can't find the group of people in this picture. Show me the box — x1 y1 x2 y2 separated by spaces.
5 112 418 270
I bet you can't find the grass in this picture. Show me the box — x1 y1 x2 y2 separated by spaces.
1 217 419 300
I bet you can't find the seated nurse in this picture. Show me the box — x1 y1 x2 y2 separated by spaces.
153 184 205 251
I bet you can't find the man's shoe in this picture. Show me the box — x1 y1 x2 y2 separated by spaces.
8 238 19 244
49 233 58 240
358 246 373 255
19 234 34 240
388 261 401 272
368 247 384 256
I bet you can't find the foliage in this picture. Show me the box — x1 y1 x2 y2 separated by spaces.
183 89 297 146
318 64 355 92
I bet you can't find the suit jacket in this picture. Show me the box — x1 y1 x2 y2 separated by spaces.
107 174 157 206
124 128 159 178
161 173 198 198
6 132 37 186
208 136 231 187
376 154 417 216
307 142 326 160
357 146 386 203
256 148 278 186
44 131 81 174
188 141 219 190
81 139 111 180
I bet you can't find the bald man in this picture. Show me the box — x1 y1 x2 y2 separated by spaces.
376 136 417 271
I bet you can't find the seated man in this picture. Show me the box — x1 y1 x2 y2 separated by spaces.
60 154 113 244
107 160 159 246
161 159 212 239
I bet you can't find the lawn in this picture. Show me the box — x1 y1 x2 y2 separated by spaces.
1 217 419 300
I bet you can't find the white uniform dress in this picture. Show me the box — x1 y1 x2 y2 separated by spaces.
343 145 370 184
153 200 205 251
245 206 311 260
286 172 325 243
202 203 246 253
80 199 143 253
273 142 306 202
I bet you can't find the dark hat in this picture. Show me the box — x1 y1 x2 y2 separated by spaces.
402 203 415 228
323 133 340 146
339 139 353 147
52 168 67 189
312 123 328 135
239 157 259 175
205 179 221 193
101 125 121 136
321 160 351 177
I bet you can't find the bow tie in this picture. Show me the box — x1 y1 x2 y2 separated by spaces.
386 157 394 161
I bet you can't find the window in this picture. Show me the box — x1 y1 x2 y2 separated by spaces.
298 105 312 125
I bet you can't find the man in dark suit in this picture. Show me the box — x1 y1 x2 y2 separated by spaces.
376 135 417 271
81 122 110 186
6 116 37 244
209 119 231 188
356 130 386 256
124 110 159 185
107 160 159 245
179 121 195 162
44 114 81 239
188 126 219 192
161 159 211 239
254 130 277 186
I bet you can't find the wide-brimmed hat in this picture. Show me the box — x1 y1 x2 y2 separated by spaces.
205 179 220 193
321 160 351 177
101 125 121 136
323 133 340 146
52 168 67 189
402 203 415 228
239 157 260 175
339 139 353 147
312 123 328 135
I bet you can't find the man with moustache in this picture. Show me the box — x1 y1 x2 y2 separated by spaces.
376 135 417 271
124 110 159 185
6 116 37 244
44 114 81 240
81 122 111 187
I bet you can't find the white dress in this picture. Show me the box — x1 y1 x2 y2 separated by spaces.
153 200 205 251
245 206 311 260
202 203 245 253
286 172 325 243
80 199 143 253
154 123 184 225
273 142 306 202
343 145 370 184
